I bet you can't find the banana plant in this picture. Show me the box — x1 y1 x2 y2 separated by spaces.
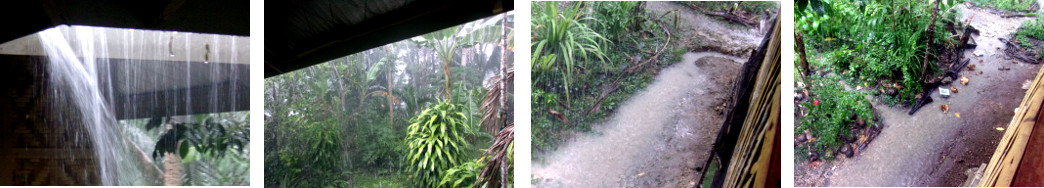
412 20 505 103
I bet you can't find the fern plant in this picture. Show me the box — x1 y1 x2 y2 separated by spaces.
403 101 472 187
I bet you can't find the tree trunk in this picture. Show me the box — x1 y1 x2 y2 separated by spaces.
922 0 941 82
443 60 452 103
500 14 508 129
796 33 811 79
163 124 183 186
387 49 395 129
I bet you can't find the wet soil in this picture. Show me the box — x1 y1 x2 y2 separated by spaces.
645 2 768 59
532 53 743 187
530 2 774 187
794 4 1042 187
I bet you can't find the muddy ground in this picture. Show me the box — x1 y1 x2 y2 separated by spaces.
532 2 772 187
795 4 1041 187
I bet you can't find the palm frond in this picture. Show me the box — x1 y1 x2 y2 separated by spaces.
477 124 513 188
479 67 514 134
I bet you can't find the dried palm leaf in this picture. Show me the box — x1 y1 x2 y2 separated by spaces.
477 124 513 188
480 67 514 134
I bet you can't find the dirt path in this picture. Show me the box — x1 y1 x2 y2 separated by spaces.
532 52 742 187
795 5 1041 187
529 2 770 187
645 2 767 58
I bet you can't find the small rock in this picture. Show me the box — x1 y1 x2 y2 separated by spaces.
839 144 853 157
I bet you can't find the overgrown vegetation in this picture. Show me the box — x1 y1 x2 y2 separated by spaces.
531 1 688 154
797 0 962 106
265 13 514 188
796 76 875 160
795 0 965 161
1016 11 1044 56
122 112 251 186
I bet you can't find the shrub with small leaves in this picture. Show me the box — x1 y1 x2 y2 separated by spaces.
798 75 875 160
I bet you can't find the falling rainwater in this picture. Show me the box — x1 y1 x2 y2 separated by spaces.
38 26 137 186
25 25 250 185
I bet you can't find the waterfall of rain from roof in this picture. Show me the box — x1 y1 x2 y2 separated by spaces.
31 21 249 184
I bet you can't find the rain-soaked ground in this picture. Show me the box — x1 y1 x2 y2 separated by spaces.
795 3 1042 187
533 2 767 187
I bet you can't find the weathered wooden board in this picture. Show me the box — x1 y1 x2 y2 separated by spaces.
980 61 1044 186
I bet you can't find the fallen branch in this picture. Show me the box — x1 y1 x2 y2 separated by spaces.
584 82 622 115
704 11 757 27
1002 37 1042 64
1001 13 1037 18
625 21 672 74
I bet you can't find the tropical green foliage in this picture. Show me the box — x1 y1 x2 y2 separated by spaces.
796 0 960 105
794 0 964 162
147 113 250 160
532 1 609 103
439 159 484 188
531 1 685 153
181 148 251 186
119 111 250 186
797 75 875 160
265 12 513 188
403 101 473 187
1016 12 1044 56
590 1 643 42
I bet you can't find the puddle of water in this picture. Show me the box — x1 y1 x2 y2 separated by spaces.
533 52 740 187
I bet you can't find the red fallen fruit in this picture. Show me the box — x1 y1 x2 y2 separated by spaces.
814 99 820 106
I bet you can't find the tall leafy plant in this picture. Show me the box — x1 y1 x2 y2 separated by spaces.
403 101 473 187
532 1 609 104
